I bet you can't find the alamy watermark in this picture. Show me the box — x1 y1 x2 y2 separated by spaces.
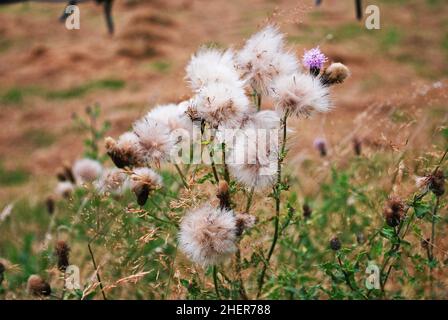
365 5 380 30
65 5 80 30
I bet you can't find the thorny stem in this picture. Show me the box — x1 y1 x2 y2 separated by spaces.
87 242 107 300
337 255 368 299
213 265 221 299
60 270 66 300
377 191 428 297
235 246 248 300
257 111 288 298
174 163 189 189
337 256 354 291
209 133 220 184
233 187 255 300
222 142 230 184
429 196 440 298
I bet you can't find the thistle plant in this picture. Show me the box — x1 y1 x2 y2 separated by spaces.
98 25 350 299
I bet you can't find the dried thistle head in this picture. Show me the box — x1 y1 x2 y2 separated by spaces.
235 213 256 236
55 240 70 272
320 62 350 86
302 203 312 219
27 275 51 297
130 168 163 206
55 181 74 199
330 237 341 251
271 72 331 118
56 162 76 183
415 169 445 196
383 196 405 227
429 169 445 197
179 204 238 267
106 132 143 169
72 158 102 185
353 137 362 156
45 196 55 215
216 181 231 210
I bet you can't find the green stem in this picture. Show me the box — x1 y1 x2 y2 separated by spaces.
429 196 440 298
257 112 288 298
174 163 189 189
87 242 107 300
213 265 221 299
222 142 230 183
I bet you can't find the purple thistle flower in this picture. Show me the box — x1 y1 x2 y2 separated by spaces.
313 137 327 157
302 47 327 76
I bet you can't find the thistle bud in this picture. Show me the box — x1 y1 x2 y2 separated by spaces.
0 262 5 286
55 240 70 272
45 196 55 216
383 196 405 227
421 238 430 250
217 181 231 210
321 63 350 86
302 203 312 219
353 137 362 156
356 232 365 245
330 237 341 251
313 138 327 157
235 213 256 236
105 137 127 168
27 275 51 297
63 162 76 184
135 184 150 206
429 169 445 197
130 168 162 206
105 133 141 169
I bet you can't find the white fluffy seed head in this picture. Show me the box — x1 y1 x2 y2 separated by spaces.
95 168 129 195
242 110 281 131
194 83 252 128
179 204 238 267
146 103 193 133
55 181 74 199
133 116 175 166
130 167 163 192
271 72 331 117
72 158 103 185
185 48 243 91
227 129 278 190
237 25 299 93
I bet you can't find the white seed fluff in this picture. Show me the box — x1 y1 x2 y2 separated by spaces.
130 167 163 192
133 116 176 166
72 158 103 185
179 204 238 267
194 82 252 128
185 48 243 91
271 72 331 117
237 25 299 94
95 168 129 195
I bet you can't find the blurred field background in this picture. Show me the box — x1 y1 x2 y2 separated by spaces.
0 0 447 299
